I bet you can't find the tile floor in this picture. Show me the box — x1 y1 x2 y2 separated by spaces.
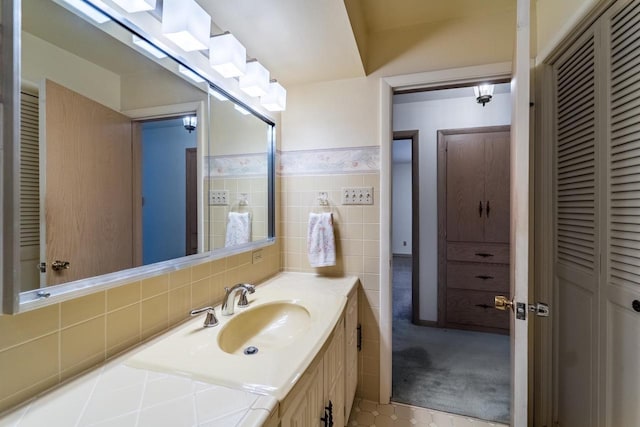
348 398 509 427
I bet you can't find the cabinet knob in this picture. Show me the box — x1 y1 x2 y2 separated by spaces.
633 299 640 313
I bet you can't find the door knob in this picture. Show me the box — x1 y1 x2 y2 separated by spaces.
494 295 513 311
51 260 70 271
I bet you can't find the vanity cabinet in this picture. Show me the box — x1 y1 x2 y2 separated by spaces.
280 289 357 427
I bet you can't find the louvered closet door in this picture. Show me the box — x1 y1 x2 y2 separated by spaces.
605 0 640 424
553 28 601 427
20 92 40 291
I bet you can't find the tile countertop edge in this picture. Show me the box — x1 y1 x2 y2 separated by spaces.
0 273 359 427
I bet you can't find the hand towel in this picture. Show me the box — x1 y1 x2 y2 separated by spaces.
307 212 336 267
225 212 251 247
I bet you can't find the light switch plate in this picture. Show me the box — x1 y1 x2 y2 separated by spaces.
209 190 228 205
341 187 374 205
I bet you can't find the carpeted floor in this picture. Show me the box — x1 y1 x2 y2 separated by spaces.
391 256 511 424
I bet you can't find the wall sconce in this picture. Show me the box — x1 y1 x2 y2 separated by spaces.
260 81 286 112
183 116 197 133
239 61 270 97
474 84 494 107
209 33 246 78
162 0 210 51
111 0 156 13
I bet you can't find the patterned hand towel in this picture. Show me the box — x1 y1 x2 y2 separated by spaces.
307 212 336 267
225 212 251 247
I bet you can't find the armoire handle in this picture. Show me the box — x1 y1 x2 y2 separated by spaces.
475 252 494 258
486 200 491 217
475 275 494 280
478 200 483 217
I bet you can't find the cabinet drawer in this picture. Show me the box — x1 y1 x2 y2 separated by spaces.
447 262 509 292
447 242 509 264
446 289 509 331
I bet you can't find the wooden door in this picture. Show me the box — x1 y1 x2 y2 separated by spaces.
510 0 531 424
484 131 511 243
43 80 133 285
185 148 198 256
446 133 485 242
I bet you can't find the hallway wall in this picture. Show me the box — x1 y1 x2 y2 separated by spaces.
393 89 511 322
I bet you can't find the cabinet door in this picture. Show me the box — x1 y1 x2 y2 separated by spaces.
324 318 345 427
484 131 511 243
344 292 358 418
446 133 486 242
281 361 324 427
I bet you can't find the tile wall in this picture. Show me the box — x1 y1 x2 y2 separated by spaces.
0 244 280 414
278 146 381 402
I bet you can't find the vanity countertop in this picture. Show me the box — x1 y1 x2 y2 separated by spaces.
0 273 359 427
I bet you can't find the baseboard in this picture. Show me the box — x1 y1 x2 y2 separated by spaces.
412 319 438 327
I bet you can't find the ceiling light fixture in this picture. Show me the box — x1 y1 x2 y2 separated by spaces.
209 33 246 78
111 0 155 13
162 0 210 51
474 84 494 107
260 81 286 112
183 116 197 133
239 61 270 97
132 35 166 59
62 0 110 23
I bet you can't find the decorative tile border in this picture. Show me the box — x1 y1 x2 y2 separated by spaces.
277 146 380 175
206 153 268 177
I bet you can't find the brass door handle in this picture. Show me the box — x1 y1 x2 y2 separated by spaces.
51 260 70 271
495 295 513 311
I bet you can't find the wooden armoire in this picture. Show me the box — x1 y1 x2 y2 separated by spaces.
437 125 511 334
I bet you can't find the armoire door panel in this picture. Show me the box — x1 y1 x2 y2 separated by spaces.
445 133 485 242
484 131 510 243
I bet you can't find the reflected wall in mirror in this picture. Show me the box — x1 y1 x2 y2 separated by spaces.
207 92 270 250
17 0 274 299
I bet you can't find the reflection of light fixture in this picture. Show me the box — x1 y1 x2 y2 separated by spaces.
209 33 246 78
261 81 286 111
474 84 494 107
239 61 270 97
234 105 250 115
112 0 155 13
62 0 110 23
183 116 197 133
208 87 229 102
132 35 166 59
162 0 210 51
178 65 205 83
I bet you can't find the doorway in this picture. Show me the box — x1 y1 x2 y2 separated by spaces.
390 84 512 424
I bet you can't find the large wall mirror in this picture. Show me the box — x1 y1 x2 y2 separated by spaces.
3 0 275 313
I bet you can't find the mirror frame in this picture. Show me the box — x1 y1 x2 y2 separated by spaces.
1 0 276 314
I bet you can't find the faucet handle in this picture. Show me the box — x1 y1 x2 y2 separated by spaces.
237 284 255 308
190 306 218 327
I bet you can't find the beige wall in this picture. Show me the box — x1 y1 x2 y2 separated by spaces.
536 0 600 61
210 97 270 156
120 69 207 112
279 172 380 401
0 244 279 413
21 32 121 111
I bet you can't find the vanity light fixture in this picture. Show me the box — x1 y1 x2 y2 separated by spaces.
183 116 197 133
474 84 494 107
234 105 250 115
239 61 270 97
132 35 166 59
111 0 155 13
261 81 286 112
209 33 247 78
62 0 110 23
178 65 205 83
208 87 229 102
162 0 210 51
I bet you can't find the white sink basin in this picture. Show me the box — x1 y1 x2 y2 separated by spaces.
124 275 354 400
218 302 311 355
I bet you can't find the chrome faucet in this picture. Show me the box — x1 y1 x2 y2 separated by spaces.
221 283 255 316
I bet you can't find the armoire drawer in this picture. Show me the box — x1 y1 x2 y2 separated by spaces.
446 289 510 331
447 242 510 264
446 262 509 292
